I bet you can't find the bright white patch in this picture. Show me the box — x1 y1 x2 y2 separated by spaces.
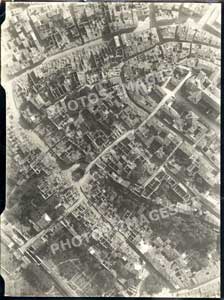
44 213 51 222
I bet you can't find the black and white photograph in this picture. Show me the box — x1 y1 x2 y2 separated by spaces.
0 1 221 297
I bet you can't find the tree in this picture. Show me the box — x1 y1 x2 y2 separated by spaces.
72 167 85 181
142 272 163 296
22 264 53 293
187 250 209 272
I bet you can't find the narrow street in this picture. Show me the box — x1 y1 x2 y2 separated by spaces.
78 185 176 291
84 69 191 176
143 140 183 188
173 275 220 297
121 66 219 173
18 188 84 253
85 129 135 173
175 91 220 134
38 258 78 296
1 231 75 296
137 70 192 130
165 167 220 219
6 37 103 84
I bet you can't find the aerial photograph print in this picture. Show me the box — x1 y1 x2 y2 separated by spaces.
0 1 221 298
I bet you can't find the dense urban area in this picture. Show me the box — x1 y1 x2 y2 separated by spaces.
1 2 220 297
